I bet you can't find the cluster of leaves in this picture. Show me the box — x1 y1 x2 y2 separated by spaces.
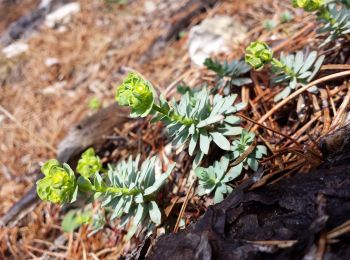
62 209 93 232
293 0 350 45
317 3 350 44
280 11 294 23
82 155 175 238
231 130 267 172
36 71 269 238
195 155 233 204
114 72 268 204
116 72 246 167
196 130 267 203
37 148 175 239
203 58 252 94
245 41 325 101
271 51 325 101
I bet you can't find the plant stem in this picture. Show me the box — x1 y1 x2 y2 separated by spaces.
271 58 295 77
152 104 194 126
104 187 140 195
152 104 169 115
318 6 336 25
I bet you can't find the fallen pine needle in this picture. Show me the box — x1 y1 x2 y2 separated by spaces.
252 70 350 132
174 179 195 233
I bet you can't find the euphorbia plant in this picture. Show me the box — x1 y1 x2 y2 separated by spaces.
76 148 103 178
195 130 267 204
115 72 246 166
37 148 175 239
292 0 350 45
245 41 324 101
292 0 324 11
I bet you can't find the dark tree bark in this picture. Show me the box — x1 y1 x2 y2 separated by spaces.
147 125 350 260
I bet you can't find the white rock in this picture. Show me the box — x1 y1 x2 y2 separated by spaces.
144 1 156 13
45 2 81 28
2 42 29 58
45 57 59 67
39 0 52 9
188 15 247 66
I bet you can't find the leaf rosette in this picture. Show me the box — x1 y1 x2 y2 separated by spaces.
231 130 267 172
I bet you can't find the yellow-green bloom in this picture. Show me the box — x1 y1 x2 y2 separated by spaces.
76 148 102 178
245 41 273 70
37 159 77 204
292 0 324 12
115 72 155 117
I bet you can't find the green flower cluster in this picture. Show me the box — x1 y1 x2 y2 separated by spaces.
115 72 156 117
245 41 273 70
292 0 324 11
76 148 102 178
37 159 77 204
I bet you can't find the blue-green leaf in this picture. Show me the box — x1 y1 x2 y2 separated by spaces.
211 132 231 150
149 201 162 224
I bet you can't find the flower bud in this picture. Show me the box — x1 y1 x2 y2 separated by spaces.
115 72 155 117
292 0 324 12
37 159 77 204
76 148 102 178
245 41 273 70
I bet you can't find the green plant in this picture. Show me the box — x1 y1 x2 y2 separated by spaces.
271 51 325 101
76 148 103 178
203 58 252 94
62 209 93 232
36 149 175 239
263 19 277 30
36 160 78 204
88 97 102 110
230 130 267 172
317 4 350 45
116 73 246 167
196 130 267 204
115 72 156 118
280 11 294 23
339 0 350 7
61 207 106 235
195 155 234 203
245 41 325 101
84 155 175 238
245 41 274 70
292 0 350 45
292 0 324 11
